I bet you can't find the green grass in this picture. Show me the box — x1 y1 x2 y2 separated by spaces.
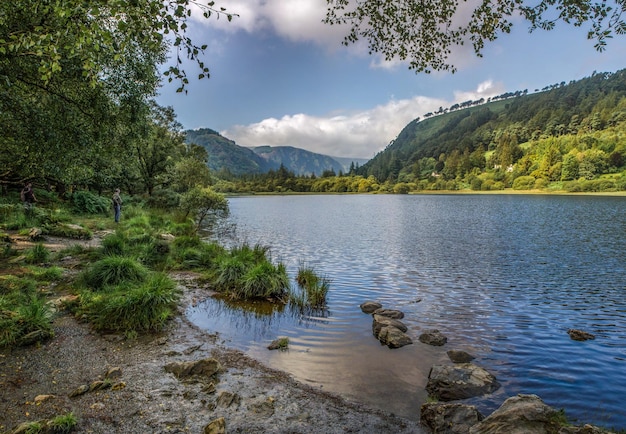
80 256 149 291
24 243 51 264
292 263 331 308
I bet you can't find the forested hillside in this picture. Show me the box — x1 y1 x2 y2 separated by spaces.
357 69 626 192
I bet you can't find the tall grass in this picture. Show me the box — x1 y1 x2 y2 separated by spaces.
78 273 180 333
80 256 148 290
292 263 331 308
24 243 51 264
0 295 54 347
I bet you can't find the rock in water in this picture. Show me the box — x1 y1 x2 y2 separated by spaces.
426 363 500 401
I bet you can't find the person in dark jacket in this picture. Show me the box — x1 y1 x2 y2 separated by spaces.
112 188 123 223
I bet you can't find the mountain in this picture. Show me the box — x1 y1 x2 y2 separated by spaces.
358 69 626 182
185 128 367 176
252 146 344 176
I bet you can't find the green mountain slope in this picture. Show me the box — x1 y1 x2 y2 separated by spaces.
359 69 626 186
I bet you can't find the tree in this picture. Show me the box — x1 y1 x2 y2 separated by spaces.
179 186 229 233
325 0 626 73
0 0 234 91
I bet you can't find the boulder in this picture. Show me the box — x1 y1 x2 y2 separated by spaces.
426 363 500 401
421 402 484 434
28 227 43 240
373 308 405 319
568 329 595 341
360 301 383 314
268 337 289 350
372 314 408 337
204 417 226 434
378 326 413 349
469 394 561 434
419 329 448 346
447 350 475 363
164 358 221 379
560 424 617 434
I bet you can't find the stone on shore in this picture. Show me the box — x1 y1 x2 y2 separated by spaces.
421 402 484 434
426 363 500 401
204 417 226 434
164 358 221 379
469 394 561 434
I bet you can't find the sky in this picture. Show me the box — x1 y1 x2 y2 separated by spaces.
155 0 626 160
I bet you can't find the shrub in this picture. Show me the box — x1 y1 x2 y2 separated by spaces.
512 176 536 190
144 188 181 209
71 190 110 214
80 256 149 291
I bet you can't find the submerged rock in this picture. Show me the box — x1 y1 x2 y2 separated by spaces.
568 329 595 341
373 308 405 319
360 301 383 314
372 314 408 337
378 326 413 349
447 350 475 363
419 329 448 346
426 363 500 401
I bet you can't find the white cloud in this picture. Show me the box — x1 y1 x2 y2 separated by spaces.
222 81 503 159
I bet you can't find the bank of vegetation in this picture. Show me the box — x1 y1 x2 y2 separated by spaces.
0 189 329 349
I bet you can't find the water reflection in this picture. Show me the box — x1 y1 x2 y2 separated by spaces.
191 194 626 428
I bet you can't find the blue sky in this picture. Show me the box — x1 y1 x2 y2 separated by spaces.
155 0 626 159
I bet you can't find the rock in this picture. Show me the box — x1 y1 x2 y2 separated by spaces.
268 337 289 350
33 394 55 403
203 382 217 394
216 391 239 408
426 363 500 401
419 329 448 346
164 358 222 379
111 381 126 391
469 394 561 434
447 350 475 363
421 402 484 434
249 397 275 417
360 301 383 314
28 227 43 240
69 384 90 397
89 380 110 392
204 417 226 434
159 233 176 241
372 314 408 338
373 308 405 319
559 424 617 434
378 326 413 349
568 329 595 341
105 367 122 380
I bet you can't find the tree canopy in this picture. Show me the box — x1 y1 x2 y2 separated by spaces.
325 0 626 73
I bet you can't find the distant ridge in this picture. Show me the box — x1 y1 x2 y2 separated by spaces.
185 128 368 176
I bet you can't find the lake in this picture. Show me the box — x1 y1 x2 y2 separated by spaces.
188 194 626 429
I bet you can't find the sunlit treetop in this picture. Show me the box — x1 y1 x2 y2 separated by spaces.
324 0 626 73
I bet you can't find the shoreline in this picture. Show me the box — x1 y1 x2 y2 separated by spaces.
0 271 423 434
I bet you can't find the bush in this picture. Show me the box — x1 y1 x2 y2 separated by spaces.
71 190 110 214
144 188 181 209
512 176 536 190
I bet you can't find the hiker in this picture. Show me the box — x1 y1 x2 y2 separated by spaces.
20 182 37 210
112 188 123 223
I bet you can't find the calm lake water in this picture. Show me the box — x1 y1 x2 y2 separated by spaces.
188 194 626 428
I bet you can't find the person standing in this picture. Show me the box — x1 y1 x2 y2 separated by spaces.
112 188 123 223
20 182 37 211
